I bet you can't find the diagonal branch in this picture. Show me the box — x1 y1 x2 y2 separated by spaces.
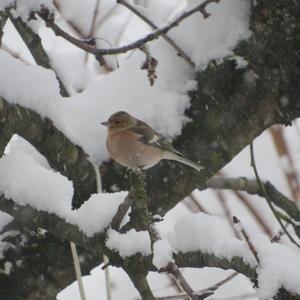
250 141 300 248
6 12 69 97
0 97 97 208
117 0 195 67
0 195 103 253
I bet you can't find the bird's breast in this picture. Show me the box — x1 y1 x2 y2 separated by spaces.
107 130 162 169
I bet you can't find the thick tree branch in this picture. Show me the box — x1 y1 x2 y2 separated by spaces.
101 0 300 216
0 195 103 254
0 97 97 208
1 192 300 300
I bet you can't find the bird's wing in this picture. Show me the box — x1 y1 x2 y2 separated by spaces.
130 120 183 156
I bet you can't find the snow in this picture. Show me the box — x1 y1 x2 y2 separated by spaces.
167 212 256 265
0 0 15 11
0 139 128 237
15 0 54 20
106 228 151 257
0 0 54 23
5 134 51 169
0 0 252 164
2 1 300 300
168 0 251 69
0 150 74 212
57 264 140 300
70 193 127 237
152 239 174 269
0 49 190 164
255 235 300 299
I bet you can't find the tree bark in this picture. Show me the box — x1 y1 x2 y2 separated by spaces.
0 0 299 299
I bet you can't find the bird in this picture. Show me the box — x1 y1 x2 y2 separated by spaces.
101 111 203 171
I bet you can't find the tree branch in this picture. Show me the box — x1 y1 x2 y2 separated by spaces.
0 12 7 47
101 0 300 217
1 192 300 299
6 12 68 97
117 0 195 67
37 0 220 57
207 176 300 224
126 269 155 300
0 97 97 208
0 195 103 254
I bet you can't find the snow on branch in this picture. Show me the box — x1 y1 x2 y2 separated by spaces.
0 97 97 207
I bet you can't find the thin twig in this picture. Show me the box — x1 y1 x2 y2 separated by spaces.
184 192 207 213
232 190 273 237
270 127 300 202
165 264 201 300
84 0 101 64
117 0 195 67
37 0 220 57
233 216 261 266
146 272 240 300
208 175 273 237
206 176 300 226
70 241 87 300
93 164 112 300
250 141 300 248
160 263 215 300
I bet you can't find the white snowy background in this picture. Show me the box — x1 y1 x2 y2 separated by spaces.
0 0 300 299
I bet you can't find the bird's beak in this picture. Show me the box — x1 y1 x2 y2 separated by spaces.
101 121 110 127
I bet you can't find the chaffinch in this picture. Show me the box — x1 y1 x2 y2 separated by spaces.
101 111 203 171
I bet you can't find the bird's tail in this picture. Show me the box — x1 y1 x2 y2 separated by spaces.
163 151 203 172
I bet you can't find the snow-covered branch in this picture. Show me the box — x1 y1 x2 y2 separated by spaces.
0 97 97 208
0 195 103 254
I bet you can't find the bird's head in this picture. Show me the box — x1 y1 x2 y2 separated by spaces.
101 111 137 133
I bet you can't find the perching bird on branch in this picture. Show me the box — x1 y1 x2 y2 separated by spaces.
102 111 203 171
